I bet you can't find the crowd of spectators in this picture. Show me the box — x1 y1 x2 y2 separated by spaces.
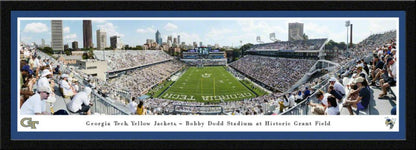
230 55 316 92
133 93 281 115
105 60 185 99
249 38 327 51
330 30 396 65
306 30 397 115
19 44 92 115
184 59 227 66
94 50 173 72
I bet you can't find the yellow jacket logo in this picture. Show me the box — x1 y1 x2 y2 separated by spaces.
20 118 39 129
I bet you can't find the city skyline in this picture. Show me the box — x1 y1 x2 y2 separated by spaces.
20 18 397 48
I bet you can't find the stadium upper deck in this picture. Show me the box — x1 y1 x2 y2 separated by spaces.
248 38 328 51
94 50 174 72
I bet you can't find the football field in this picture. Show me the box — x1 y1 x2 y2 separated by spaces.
158 66 257 102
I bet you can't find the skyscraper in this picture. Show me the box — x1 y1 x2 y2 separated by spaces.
177 35 180 45
51 20 64 53
83 20 93 49
72 41 78 50
167 35 173 47
41 38 45 48
110 35 122 50
199 42 203 47
96 29 107 50
155 30 162 45
288 22 304 41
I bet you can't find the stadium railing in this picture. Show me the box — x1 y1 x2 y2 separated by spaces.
90 92 131 115
172 105 224 115
280 81 330 115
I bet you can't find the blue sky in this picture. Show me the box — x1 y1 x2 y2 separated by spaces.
19 18 397 48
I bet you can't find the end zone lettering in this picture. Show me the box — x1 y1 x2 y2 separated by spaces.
162 93 196 101
202 93 253 101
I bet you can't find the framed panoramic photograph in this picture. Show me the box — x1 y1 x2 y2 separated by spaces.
10 10 406 141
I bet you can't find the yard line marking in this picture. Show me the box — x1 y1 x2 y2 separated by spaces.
214 77 215 96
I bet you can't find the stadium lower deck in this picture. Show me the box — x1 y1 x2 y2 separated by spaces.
47 63 397 116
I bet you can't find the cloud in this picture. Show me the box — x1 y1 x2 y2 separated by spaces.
367 20 397 34
23 22 48 33
204 28 234 44
236 20 286 43
63 33 78 44
64 33 77 39
304 23 332 38
97 22 124 37
63 27 70 33
207 28 233 37
164 23 178 31
21 36 32 43
136 27 156 33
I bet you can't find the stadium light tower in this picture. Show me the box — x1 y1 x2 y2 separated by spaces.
345 20 351 52
256 36 264 44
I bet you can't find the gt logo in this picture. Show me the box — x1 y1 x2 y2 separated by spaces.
20 118 39 129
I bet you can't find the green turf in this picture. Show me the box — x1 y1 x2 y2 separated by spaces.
241 80 268 96
158 66 257 102
149 80 174 97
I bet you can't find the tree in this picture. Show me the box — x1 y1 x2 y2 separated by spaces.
82 53 88 59
232 48 242 61
325 40 347 50
42 47 53 55
239 43 253 56
338 42 347 50
303 33 309 40
64 50 72 55
174 51 180 56
87 49 94 59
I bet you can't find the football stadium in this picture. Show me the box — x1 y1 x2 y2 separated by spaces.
19 20 398 116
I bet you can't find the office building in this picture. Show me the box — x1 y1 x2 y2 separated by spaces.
288 22 304 41
41 38 45 48
155 30 162 45
51 20 64 53
83 20 93 49
96 29 107 50
72 41 78 50
110 35 122 49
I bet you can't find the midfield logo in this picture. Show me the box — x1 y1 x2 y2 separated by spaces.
20 117 39 129
201 73 211 78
